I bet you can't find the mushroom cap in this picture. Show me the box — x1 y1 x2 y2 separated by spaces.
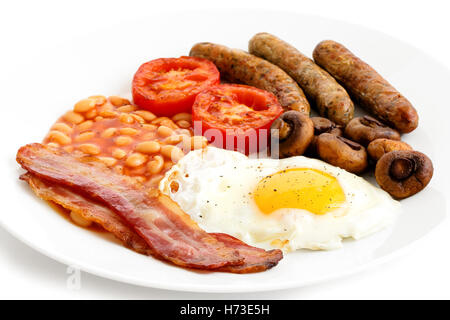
345 116 401 146
271 111 314 158
316 133 368 174
311 117 343 136
367 138 412 161
375 150 433 199
307 117 343 156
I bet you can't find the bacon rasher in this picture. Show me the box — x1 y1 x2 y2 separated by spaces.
21 173 153 256
17 143 282 272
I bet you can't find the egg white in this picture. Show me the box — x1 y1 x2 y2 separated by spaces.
159 147 401 251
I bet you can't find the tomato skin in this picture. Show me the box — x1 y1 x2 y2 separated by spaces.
132 56 220 117
192 84 284 155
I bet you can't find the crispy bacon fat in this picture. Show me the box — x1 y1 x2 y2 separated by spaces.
17 143 282 272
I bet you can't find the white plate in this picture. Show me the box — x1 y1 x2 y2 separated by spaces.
0 10 448 293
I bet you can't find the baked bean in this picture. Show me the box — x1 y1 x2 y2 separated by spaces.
157 125 174 137
78 143 100 155
77 120 94 131
160 145 184 162
99 103 114 112
119 113 134 124
161 119 179 129
99 110 119 118
178 129 192 136
130 114 145 124
74 131 95 142
148 155 164 174
176 120 191 129
88 95 107 106
120 127 139 136
128 165 147 176
191 136 208 150
135 141 160 154
74 98 96 113
164 135 183 145
151 117 171 125
94 116 104 122
115 136 133 146
125 153 147 167
85 108 98 119
142 124 157 131
112 148 127 159
101 127 117 138
63 111 84 124
98 156 118 167
109 96 131 107
134 110 157 122
117 105 137 113
172 113 192 123
70 211 92 227
48 130 72 145
51 122 73 134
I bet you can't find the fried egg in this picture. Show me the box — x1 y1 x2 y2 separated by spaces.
159 147 400 251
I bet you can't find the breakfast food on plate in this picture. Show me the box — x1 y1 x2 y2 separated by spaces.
270 111 314 158
43 95 205 186
16 34 435 274
307 116 344 156
17 143 283 272
21 173 152 254
344 116 401 146
191 84 283 155
159 147 400 251
375 150 433 199
132 56 220 116
313 40 419 133
311 117 344 137
189 42 311 114
315 133 368 174
367 138 412 161
249 33 354 126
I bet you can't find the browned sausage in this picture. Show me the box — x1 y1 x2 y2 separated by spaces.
249 33 354 126
190 42 310 114
313 40 419 133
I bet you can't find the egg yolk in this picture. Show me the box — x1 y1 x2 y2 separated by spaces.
253 168 346 215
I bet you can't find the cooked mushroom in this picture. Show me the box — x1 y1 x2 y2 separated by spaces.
316 133 368 174
367 138 412 161
375 150 433 199
344 116 401 146
271 110 314 158
307 117 343 155
311 117 344 136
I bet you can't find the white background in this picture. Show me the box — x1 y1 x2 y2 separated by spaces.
0 0 449 299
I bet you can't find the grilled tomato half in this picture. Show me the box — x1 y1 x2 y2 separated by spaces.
132 56 220 116
192 84 283 155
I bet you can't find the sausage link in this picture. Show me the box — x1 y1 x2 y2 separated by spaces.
190 42 310 114
313 40 418 133
249 33 354 126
